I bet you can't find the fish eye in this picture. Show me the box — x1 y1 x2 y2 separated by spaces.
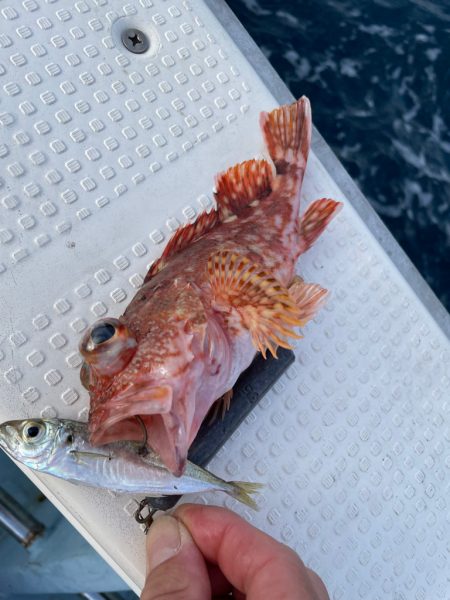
22 421 45 443
90 322 116 345
27 426 40 437
79 317 137 377
85 319 119 351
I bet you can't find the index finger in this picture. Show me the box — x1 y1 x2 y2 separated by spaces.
174 504 327 599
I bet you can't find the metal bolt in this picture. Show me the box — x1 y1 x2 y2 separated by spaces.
121 28 149 54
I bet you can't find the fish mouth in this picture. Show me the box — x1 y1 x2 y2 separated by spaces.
0 425 11 455
145 411 189 477
89 384 173 446
0 422 20 457
89 383 191 476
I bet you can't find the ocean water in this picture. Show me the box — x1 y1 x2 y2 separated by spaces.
229 0 450 311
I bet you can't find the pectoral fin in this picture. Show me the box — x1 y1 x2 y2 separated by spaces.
208 389 233 424
208 250 302 358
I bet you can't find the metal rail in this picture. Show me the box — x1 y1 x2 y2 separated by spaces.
0 488 44 547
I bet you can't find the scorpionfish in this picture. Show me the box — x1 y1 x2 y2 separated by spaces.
79 97 342 475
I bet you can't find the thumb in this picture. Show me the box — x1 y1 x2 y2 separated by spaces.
141 514 211 600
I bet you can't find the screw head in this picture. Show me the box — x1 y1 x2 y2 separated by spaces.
121 28 150 54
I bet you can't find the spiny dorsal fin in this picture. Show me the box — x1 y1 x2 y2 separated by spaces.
208 250 302 359
214 159 273 220
260 96 311 176
144 210 219 284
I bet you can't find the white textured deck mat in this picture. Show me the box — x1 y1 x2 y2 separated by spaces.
0 1 449 598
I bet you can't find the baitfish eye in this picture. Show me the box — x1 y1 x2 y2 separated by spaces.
79 317 137 378
22 421 45 443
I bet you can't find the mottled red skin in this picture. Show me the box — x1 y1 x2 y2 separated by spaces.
86 98 340 475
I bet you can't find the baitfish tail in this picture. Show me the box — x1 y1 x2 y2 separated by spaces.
260 95 311 180
226 481 264 510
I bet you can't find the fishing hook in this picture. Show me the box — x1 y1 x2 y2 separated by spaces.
134 415 148 455
134 498 157 534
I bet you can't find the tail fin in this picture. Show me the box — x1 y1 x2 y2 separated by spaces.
227 481 263 510
299 198 343 253
260 96 311 177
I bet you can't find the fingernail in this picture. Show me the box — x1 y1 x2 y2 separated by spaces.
146 515 182 573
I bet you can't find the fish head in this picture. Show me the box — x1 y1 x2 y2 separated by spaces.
0 418 61 469
81 281 226 476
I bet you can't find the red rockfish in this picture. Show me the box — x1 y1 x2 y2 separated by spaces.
79 97 342 475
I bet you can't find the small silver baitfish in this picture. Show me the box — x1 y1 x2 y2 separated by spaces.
0 418 261 508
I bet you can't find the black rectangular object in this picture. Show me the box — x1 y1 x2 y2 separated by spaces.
189 348 295 465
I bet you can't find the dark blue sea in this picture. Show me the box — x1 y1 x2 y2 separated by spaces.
229 0 450 311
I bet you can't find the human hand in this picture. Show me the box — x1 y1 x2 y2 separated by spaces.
141 504 329 599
